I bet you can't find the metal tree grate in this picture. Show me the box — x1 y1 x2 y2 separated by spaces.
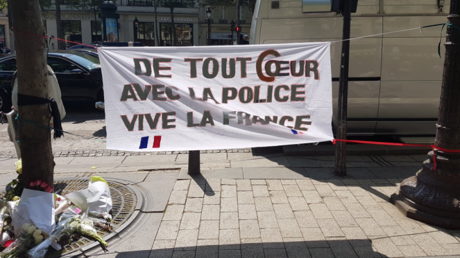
1 179 138 257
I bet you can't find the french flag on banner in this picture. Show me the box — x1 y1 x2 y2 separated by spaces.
291 129 304 135
139 136 162 149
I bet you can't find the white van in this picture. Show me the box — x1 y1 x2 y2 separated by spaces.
250 0 450 135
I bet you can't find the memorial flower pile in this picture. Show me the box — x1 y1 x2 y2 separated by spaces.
0 164 113 258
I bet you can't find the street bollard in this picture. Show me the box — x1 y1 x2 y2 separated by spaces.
188 150 200 175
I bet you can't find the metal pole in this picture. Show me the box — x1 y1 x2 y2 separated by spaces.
208 17 211 45
231 20 234 45
188 150 200 175
334 0 351 177
236 0 241 44
391 0 460 229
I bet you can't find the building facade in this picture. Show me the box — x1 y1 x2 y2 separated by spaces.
3 0 253 49
0 9 11 50
42 0 200 48
198 4 252 46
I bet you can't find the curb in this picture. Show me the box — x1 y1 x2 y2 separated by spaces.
283 144 431 156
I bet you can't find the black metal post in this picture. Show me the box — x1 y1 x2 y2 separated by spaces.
231 20 235 45
334 0 351 177
188 150 200 175
391 0 460 229
236 1 241 44
134 25 137 42
208 17 211 45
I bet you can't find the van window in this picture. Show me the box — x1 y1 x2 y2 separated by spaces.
302 0 331 12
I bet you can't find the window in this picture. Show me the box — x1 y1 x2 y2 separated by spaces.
160 23 193 46
48 57 79 73
0 58 17 71
302 0 331 12
128 0 153 6
136 22 155 46
0 25 5 49
61 20 82 48
66 54 100 70
91 20 102 43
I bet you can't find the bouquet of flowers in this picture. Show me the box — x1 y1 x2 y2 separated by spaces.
0 223 46 258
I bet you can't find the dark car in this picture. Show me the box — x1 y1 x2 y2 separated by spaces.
72 48 99 58
0 51 103 112
68 44 100 50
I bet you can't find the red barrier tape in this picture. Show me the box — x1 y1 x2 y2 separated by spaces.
12 27 97 51
333 139 460 170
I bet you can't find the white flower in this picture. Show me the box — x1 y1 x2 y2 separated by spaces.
22 223 37 234
34 234 44 245
33 229 42 238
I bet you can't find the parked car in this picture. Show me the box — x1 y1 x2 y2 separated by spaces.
68 44 100 50
0 51 103 112
72 48 99 58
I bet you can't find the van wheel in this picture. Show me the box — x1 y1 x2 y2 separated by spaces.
0 91 12 113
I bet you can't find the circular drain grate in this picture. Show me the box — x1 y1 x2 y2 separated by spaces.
1 178 139 257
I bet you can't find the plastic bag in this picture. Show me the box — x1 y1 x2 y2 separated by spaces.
65 189 88 212
87 176 112 221
54 194 69 215
13 189 55 236
26 238 52 258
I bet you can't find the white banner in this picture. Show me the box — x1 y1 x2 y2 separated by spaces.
99 43 333 151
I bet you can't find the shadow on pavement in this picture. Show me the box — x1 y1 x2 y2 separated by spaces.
89 239 387 257
93 126 107 137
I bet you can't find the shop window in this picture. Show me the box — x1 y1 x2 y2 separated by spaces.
136 22 155 46
0 25 5 49
160 23 192 46
91 20 102 44
128 0 153 6
302 0 331 12
62 20 82 48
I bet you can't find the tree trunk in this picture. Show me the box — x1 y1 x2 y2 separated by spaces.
170 5 176 46
10 0 54 188
154 4 159 46
55 0 66 50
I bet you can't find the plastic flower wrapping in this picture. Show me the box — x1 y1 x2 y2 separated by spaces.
0 174 113 258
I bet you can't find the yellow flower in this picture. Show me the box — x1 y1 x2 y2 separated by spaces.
15 159 22 174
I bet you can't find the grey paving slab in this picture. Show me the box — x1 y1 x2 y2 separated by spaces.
104 173 149 185
176 153 228 163
227 152 256 161
138 171 180 212
178 168 243 179
69 156 126 165
0 158 17 171
243 167 307 179
87 213 163 258
122 154 178 164
368 167 419 179
54 157 76 165
232 156 291 168
286 156 322 168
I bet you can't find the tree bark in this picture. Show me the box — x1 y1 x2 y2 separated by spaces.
10 0 54 187
154 2 159 46
55 0 66 50
170 3 176 46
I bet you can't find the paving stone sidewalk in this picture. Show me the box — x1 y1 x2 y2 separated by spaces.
150 178 460 258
